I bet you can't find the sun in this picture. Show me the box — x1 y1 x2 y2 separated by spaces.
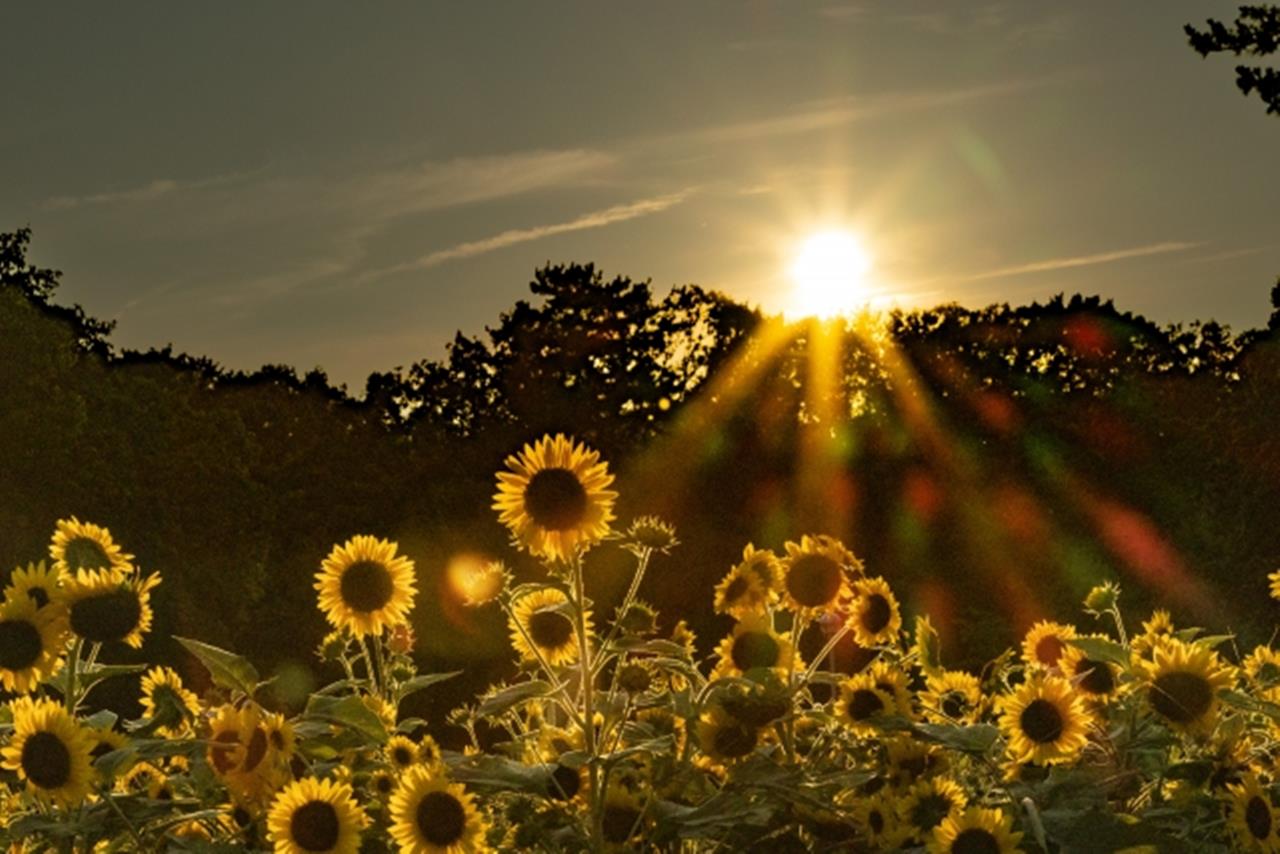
787 230 874 319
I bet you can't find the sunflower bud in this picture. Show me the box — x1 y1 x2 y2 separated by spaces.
388 624 416 655
1083 582 1120 614
318 631 347 663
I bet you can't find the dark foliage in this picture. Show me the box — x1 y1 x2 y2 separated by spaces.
1186 4 1280 115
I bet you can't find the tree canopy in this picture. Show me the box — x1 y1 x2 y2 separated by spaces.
1186 4 1280 115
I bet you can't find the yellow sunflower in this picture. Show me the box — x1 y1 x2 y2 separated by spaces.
868 659 916 717
1270 569 1280 603
927 806 1024 854
207 704 248 778
61 565 161 648
920 670 985 725
1131 609 1176 659
0 593 66 694
1 696 94 806
1227 773 1280 852
997 675 1094 765
854 791 908 849
899 776 968 839
389 766 490 853
711 611 795 678
87 726 129 783
885 737 949 789
696 704 762 765
417 735 443 768
265 713 297 763
1059 642 1123 702
624 515 678 554
492 433 617 563
3 560 65 614
315 535 416 638
508 587 590 668
386 735 420 772
1020 621 1076 671
370 769 398 801
140 666 201 734
780 535 861 615
1244 646 1280 690
837 672 897 737
847 576 902 648
1138 637 1235 735
267 776 368 854
713 545 779 616
50 517 133 574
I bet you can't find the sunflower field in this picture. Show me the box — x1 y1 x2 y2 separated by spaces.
4 434 1280 852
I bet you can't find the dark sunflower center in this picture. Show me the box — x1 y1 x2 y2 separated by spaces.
868 808 885 834
1020 699 1064 744
1034 635 1065 666
731 631 781 671
712 720 758 759
0 618 43 671
910 793 953 832
69 588 141 644
860 594 892 635
270 729 286 751
64 537 111 571
941 692 967 720
91 739 117 761
242 727 268 773
339 560 394 613
1150 671 1213 724
722 576 749 605
27 587 51 609
1247 795 1273 839
549 763 581 800
747 558 776 588
952 827 1002 854
375 775 394 795
416 790 466 846
618 663 653 693
527 610 574 650
722 694 789 727
602 804 642 843
847 688 885 722
524 468 589 531
22 731 72 790
290 800 340 852
210 730 241 775
786 554 843 608
392 746 414 767
1075 658 1115 695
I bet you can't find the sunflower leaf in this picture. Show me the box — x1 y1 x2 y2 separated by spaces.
1219 689 1280 722
909 722 1001 755
175 636 259 699
397 670 462 701
302 693 389 743
478 679 556 717
1064 636 1131 669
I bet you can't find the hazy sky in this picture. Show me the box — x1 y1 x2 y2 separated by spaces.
3 2 1276 390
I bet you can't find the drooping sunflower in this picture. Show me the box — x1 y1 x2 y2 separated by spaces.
0 593 66 694
49 516 135 576
714 545 780 616
997 675 1094 765
1 697 94 807
1059 642 1123 702
1138 637 1235 735
3 560 65 614
838 672 897 737
1020 621 1076 671
1227 773 1280 852
61 565 161 648
267 776 368 854
140 666 201 734
492 433 617 563
508 587 590 668
899 776 968 839
712 611 795 678
315 535 417 638
780 534 861 615
847 576 902 648
389 766 490 853
696 704 762 765
207 703 248 779
920 670 985 725
927 806 1024 854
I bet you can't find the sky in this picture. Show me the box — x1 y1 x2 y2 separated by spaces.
3 1 1277 391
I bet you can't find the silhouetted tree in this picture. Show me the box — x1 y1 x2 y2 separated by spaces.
1186 4 1280 115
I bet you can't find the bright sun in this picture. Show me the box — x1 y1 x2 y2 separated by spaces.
787 230 874 319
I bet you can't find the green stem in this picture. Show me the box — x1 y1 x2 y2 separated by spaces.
102 789 144 850
65 638 84 713
594 547 652 673
803 622 851 683
572 553 603 852
500 598 586 730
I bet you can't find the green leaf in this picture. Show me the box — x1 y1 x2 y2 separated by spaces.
397 671 461 701
1037 808 1192 853
1220 689 1280 722
910 722 1001 754
452 755 548 793
478 680 555 717
303 694 389 743
1065 636 1130 669
176 636 259 698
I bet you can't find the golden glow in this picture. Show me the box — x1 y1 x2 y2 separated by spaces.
787 230 873 319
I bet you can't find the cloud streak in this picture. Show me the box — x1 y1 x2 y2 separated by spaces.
952 241 1201 283
43 174 246 210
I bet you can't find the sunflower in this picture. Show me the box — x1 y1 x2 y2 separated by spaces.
3 560 65 613
49 517 133 574
624 515 678 554
900 776 968 839
713 545 779 616
1 696 94 806
87 725 129 783
837 673 896 737
140 666 201 734
997 675 1094 765
387 735 420 772
854 791 908 849
927 806 1024 854
1271 569 1280 603
780 535 860 615
712 611 795 678
265 713 297 763
1138 637 1235 735
389 766 489 853
492 434 618 563
207 704 248 778
696 704 762 765
868 659 916 717
1244 646 1280 690
847 576 902 648
885 737 949 789
370 769 398 800
1227 773 1280 852
1059 642 1123 702
267 776 367 854
315 535 417 638
1020 621 1076 671
61 565 161 648
417 735 443 768
0 593 66 694
1131 609 1176 659
508 587 590 668
920 670 985 725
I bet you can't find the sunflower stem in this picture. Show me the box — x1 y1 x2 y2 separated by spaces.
65 637 84 713
804 621 851 683
594 547 652 674
499 597 586 730
101 789 144 850
571 552 603 852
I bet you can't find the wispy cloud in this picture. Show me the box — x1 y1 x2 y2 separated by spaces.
43 174 245 210
358 190 693 283
951 241 1201 284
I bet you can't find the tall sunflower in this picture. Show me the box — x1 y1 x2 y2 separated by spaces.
267 776 367 854
713 545 780 616
508 587 590 668
847 576 902 648
492 434 617 563
140 666 201 735
711 611 795 678
1138 637 1235 735
996 675 1094 765
61 566 161 648
315 535 417 638
389 766 490 853
49 517 132 574
780 535 860 615
1 697 94 807
0 594 66 694
1227 773 1279 852
3 560 65 613
927 806 1024 854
